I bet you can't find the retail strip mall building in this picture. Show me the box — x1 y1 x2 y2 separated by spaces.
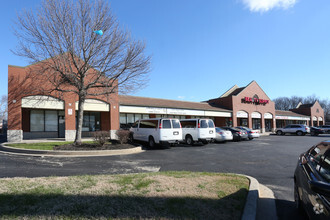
8 63 325 142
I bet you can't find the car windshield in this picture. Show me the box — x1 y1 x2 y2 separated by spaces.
216 127 223 132
308 144 330 183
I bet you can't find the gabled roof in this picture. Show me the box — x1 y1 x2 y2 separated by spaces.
297 103 313 108
119 95 232 112
219 80 271 100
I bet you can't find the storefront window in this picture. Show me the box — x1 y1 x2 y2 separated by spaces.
239 118 248 127
31 110 45 132
120 113 127 124
45 110 58 131
31 110 59 132
81 112 101 132
252 118 261 130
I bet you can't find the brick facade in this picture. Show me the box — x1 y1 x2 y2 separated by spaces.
8 62 119 142
208 81 276 132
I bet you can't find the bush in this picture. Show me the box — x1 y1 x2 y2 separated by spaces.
116 130 131 144
93 131 110 147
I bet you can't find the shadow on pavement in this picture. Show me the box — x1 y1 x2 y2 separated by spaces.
275 199 308 220
0 189 247 219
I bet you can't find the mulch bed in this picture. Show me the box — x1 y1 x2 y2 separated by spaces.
53 141 138 151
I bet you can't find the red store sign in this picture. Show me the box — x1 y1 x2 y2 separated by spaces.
242 97 269 105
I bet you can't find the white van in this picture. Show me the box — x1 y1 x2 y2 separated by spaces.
180 118 216 145
129 118 183 147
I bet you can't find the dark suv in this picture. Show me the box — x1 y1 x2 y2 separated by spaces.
319 125 330 134
294 141 330 219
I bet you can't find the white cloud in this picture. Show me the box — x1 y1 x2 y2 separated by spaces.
242 0 298 12
177 96 185 100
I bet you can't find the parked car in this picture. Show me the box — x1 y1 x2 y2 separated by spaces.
129 118 182 147
221 126 248 141
236 126 260 140
310 127 326 136
215 127 233 142
294 140 330 220
319 125 330 134
180 118 216 145
276 124 310 136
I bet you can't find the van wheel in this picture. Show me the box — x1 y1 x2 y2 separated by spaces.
148 137 155 148
129 133 134 143
296 131 303 136
276 130 283 135
201 140 208 145
185 135 193 145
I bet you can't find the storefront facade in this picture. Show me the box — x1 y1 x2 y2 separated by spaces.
7 61 325 142
7 64 119 142
118 95 232 129
207 81 276 132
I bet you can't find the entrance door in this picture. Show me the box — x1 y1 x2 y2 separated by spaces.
265 119 272 132
58 116 65 138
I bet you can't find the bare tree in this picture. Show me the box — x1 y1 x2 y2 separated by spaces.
12 0 151 144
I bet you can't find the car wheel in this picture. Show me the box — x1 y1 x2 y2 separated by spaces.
296 131 303 136
294 183 303 212
148 136 155 148
249 137 253 140
185 135 193 145
276 130 283 135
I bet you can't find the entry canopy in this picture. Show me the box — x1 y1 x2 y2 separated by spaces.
22 95 64 110
75 99 109 112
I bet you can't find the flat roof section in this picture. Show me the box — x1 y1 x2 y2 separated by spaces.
119 95 232 112
275 110 310 120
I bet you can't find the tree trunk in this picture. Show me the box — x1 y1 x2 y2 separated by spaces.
75 95 85 145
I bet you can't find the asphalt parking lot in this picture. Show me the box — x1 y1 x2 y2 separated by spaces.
1 134 329 219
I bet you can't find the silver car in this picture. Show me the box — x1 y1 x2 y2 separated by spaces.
215 127 233 142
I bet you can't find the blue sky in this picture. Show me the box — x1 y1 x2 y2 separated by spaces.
1 0 330 102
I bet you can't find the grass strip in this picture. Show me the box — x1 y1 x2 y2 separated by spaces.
6 141 95 150
0 171 249 219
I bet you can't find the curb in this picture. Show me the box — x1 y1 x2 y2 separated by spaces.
240 175 259 220
0 144 145 157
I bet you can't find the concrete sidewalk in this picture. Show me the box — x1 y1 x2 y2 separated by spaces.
241 175 278 220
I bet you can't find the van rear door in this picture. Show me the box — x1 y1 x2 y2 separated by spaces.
198 119 216 139
159 119 182 141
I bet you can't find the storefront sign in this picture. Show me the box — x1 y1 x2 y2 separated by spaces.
237 111 248 118
146 107 167 114
242 97 269 105
251 112 261 118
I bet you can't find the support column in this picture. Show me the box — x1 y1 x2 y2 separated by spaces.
261 115 265 133
7 99 23 142
109 103 119 139
64 99 76 141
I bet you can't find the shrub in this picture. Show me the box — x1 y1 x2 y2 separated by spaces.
116 130 131 144
93 131 110 147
